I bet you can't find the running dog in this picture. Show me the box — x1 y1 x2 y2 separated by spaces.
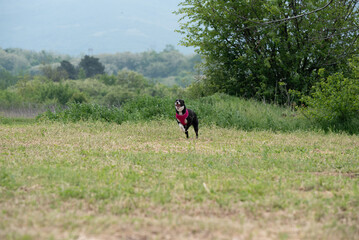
175 99 198 138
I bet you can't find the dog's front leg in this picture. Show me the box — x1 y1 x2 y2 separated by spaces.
178 123 186 132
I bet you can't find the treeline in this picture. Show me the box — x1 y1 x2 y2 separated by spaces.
0 46 201 88
0 69 185 108
98 45 201 81
0 46 201 108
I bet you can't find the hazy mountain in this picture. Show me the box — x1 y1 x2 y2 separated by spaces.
0 0 194 55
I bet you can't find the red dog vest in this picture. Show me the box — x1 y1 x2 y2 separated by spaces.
176 109 189 125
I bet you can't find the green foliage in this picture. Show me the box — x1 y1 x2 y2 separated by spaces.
0 116 35 125
103 86 137 106
0 47 200 88
78 55 105 78
65 70 183 106
32 79 85 105
0 168 19 190
176 0 359 102
58 60 77 79
37 103 123 123
41 64 68 82
191 94 311 132
0 68 18 89
116 69 149 89
120 96 173 121
98 74 117 85
301 70 359 132
0 48 30 74
0 48 69 74
98 46 201 84
38 96 173 124
0 76 87 107
77 68 86 79
1 121 359 239
38 82 74 105
0 89 23 107
0 69 184 109
66 78 109 103
69 92 88 104
38 94 314 132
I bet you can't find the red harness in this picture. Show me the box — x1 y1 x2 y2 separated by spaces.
176 109 189 125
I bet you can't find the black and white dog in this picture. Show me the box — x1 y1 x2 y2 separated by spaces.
175 99 198 138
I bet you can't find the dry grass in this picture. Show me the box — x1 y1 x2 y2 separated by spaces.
1 120 359 240
0 105 49 119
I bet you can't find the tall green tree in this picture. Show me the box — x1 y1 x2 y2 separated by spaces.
58 60 77 79
79 55 105 78
176 0 359 103
0 68 18 89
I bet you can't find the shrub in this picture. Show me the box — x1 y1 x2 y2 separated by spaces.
301 70 359 132
37 94 312 132
37 103 122 123
37 96 173 124
191 93 310 131
69 92 88 103
102 87 136 106
0 89 23 107
38 82 74 105
120 96 173 121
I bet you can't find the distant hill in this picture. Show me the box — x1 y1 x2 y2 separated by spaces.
0 0 194 55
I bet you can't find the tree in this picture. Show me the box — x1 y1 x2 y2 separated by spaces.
0 48 30 74
78 55 105 78
301 67 359 131
58 60 77 79
117 69 150 89
0 68 18 89
41 65 68 82
176 0 359 103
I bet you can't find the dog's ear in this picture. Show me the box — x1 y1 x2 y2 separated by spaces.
181 99 185 105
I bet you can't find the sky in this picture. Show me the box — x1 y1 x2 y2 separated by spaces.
0 0 194 55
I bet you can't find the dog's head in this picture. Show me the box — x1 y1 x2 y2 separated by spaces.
175 99 186 112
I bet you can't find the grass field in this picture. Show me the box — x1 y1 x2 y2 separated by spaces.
1 120 359 239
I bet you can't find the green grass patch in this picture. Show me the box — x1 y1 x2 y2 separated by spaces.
0 116 36 125
37 94 317 133
1 121 358 239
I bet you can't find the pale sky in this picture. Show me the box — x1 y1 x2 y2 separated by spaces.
0 0 194 55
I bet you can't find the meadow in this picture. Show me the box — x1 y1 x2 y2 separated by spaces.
1 118 359 239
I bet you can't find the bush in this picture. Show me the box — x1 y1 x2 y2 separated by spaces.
191 93 310 131
301 70 359 132
0 89 23 107
102 86 136 106
37 94 312 132
12 78 88 105
38 82 74 105
120 96 173 121
37 96 173 124
37 103 122 123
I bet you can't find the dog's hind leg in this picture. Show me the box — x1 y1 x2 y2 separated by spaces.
193 121 199 139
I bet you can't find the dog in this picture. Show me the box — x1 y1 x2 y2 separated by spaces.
175 99 198 138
